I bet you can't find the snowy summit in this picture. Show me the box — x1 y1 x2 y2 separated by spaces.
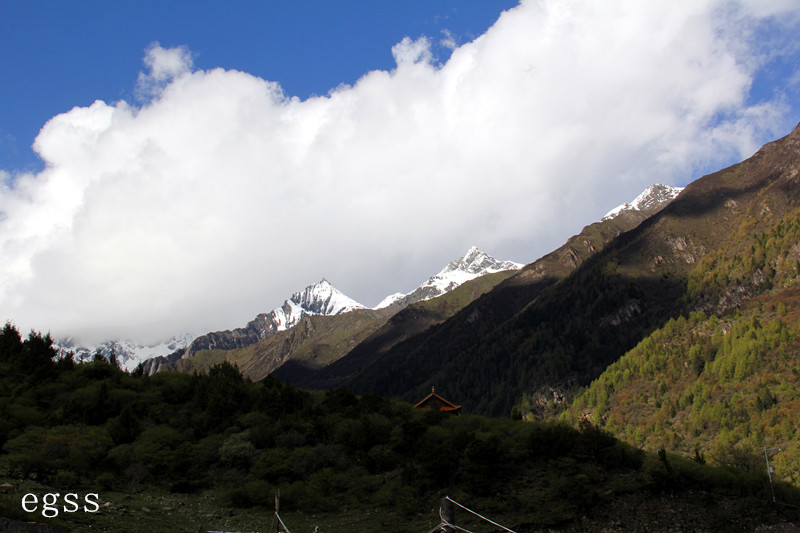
603 184 683 221
272 279 366 331
376 247 523 308
427 246 524 294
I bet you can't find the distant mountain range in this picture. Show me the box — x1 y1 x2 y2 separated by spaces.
56 334 194 372
57 184 681 375
55 279 365 372
57 245 526 372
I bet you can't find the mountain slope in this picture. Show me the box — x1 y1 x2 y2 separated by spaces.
308 124 800 417
290 184 684 397
563 282 800 482
560 199 800 481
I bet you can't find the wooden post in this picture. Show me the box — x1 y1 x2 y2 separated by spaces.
441 497 456 533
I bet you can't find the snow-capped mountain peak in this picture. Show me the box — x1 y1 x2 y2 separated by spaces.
376 247 523 309
603 184 683 220
426 246 523 294
273 279 366 330
289 278 365 316
439 246 522 277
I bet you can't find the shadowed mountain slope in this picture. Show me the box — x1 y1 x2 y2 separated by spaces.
286 185 686 402
273 269 518 387
294 123 800 417
555 128 800 477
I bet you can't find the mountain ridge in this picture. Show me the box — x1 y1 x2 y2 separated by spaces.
283 121 800 417
153 248 523 379
284 182 684 394
138 278 363 373
60 182 681 380
55 334 193 372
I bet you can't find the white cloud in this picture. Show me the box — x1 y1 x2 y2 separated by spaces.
392 36 434 66
2 0 799 343
136 43 194 99
440 30 458 51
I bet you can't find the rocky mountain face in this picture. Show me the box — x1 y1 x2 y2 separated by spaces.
139 279 364 374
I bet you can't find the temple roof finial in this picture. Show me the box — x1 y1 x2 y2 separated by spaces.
432 386 435 393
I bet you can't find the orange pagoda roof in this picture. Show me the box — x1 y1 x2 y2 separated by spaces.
414 386 462 415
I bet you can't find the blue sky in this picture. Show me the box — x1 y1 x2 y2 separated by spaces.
0 1 517 173
1 0 799 343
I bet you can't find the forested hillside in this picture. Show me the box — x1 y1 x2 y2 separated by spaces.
562 207 800 484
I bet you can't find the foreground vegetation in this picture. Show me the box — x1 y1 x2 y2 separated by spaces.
1 323 799 532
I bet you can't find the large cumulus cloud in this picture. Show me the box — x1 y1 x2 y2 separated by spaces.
2 0 799 343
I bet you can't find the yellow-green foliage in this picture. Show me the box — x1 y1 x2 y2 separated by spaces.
564 304 800 484
560 207 800 486
687 209 800 301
